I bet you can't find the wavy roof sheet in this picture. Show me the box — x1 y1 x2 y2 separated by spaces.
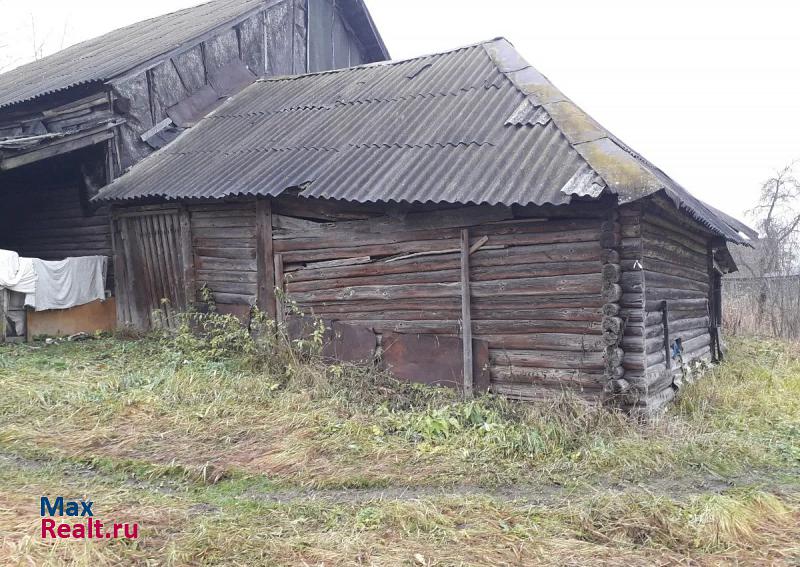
0 0 388 109
96 38 753 244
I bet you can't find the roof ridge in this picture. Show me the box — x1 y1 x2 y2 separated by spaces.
260 37 508 83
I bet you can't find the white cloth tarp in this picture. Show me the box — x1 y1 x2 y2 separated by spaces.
30 256 107 311
0 249 37 294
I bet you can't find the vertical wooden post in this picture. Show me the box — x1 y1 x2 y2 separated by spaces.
109 214 126 326
707 240 719 362
662 300 671 370
256 199 277 318
178 205 195 310
274 253 285 325
0 288 7 343
460 229 474 398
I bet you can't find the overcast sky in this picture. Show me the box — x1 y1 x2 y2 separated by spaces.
1 0 799 221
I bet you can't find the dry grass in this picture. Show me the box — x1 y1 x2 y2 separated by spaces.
0 326 798 565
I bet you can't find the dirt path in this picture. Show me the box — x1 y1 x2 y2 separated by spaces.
4 451 797 509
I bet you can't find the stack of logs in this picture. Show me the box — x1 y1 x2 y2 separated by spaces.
600 209 627 401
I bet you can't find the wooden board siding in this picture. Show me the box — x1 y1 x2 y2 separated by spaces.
272 201 608 401
190 202 258 309
112 207 189 329
110 0 368 171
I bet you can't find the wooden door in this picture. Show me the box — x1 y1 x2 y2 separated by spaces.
112 207 194 330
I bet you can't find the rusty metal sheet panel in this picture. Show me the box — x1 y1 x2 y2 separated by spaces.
381 332 490 392
322 321 376 363
382 332 463 389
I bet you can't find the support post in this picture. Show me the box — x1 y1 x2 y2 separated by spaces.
0 288 7 343
662 300 671 370
256 199 277 318
274 253 285 325
177 205 195 310
460 228 474 398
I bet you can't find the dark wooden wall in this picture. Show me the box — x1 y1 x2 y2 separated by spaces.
111 193 731 409
1 0 376 301
111 0 369 171
0 148 112 283
618 196 715 413
166 197 610 401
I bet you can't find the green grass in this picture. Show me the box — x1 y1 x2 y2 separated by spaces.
0 323 798 565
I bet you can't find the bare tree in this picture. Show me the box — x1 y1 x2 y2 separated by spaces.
746 160 800 334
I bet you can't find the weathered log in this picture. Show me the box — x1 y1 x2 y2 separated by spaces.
602 303 620 317
286 260 603 293
601 283 623 303
290 246 603 283
343 319 602 336
478 333 606 351
620 272 643 293
489 348 605 370
604 346 625 368
490 382 602 403
643 239 707 269
288 274 602 303
602 316 624 336
301 295 604 315
605 377 630 394
490 365 604 388
602 263 621 284
644 271 709 293
643 221 708 255
642 209 709 246
644 298 708 312
599 232 622 248
646 287 707 301
601 249 620 264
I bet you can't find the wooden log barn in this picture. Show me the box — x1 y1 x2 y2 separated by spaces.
92 38 755 413
0 0 388 340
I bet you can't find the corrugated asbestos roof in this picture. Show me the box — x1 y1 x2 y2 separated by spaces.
96 38 753 244
0 0 389 110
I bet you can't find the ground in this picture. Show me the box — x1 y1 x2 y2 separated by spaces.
0 318 798 566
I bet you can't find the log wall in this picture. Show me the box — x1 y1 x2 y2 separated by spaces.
618 197 716 414
189 201 259 311
0 149 112 287
270 200 610 401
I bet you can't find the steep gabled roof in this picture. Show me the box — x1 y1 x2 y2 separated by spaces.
95 38 752 244
0 0 388 110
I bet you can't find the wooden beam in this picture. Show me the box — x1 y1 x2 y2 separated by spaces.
460 228 474 398
178 206 196 309
662 300 671 370
0 289 7 343
256 199 277 317
274 253 285 325
0 129 115 171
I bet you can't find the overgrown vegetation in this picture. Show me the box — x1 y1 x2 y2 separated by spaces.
0 314 798 565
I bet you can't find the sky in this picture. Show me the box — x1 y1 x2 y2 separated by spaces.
1 0 799 222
